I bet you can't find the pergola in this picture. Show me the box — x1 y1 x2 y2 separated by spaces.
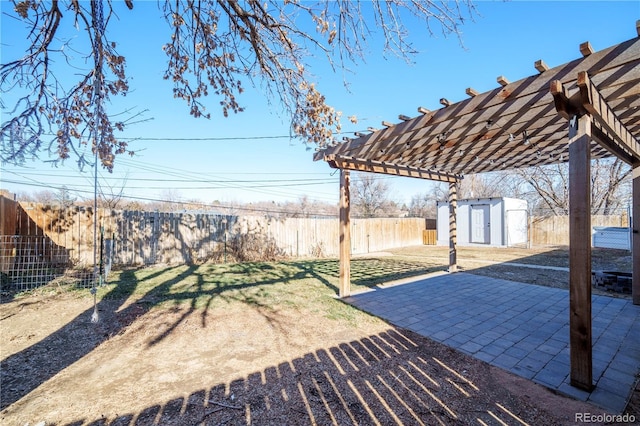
314 23 640 392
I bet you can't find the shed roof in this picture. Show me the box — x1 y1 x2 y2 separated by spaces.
314 31 640 181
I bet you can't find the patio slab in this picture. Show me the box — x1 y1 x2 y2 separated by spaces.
344 272 640 414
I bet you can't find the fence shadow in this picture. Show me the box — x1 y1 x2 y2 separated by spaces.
452 246 632 297
389 245 632 297
62 328 557 426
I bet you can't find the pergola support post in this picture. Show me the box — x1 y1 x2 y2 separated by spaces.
448 181 458 273
633 163 640 305
569 114 594 391
339 170 351 298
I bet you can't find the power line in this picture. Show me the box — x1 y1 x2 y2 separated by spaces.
0 178 340 217
122 135 293 141
5 170 338 184
3 166 398 203
109 157 340 200
0 175 334 208
3 176 339 190
4 156 341 201
3 145 403 204
36 130 360 142
8 166 398 183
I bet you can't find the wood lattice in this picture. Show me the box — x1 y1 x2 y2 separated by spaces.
315 31 640 180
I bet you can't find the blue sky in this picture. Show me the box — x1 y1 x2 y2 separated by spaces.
1 1 639 207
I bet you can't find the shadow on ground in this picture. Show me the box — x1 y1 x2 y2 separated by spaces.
1 246 633 422
59 328 596 426
0 258 438 411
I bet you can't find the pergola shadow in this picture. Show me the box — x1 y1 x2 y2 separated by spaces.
58 328 608 426
344 272 640 414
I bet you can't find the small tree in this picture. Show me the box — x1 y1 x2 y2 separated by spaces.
407 192 436 218
157 188 185 212
97 173 129 210
351 173 397 218
56 185 77 208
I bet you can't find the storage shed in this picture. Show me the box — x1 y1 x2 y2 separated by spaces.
437 197 528 247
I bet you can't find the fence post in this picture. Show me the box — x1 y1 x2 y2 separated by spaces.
222 217 228 263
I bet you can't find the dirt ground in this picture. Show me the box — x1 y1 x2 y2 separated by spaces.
1 246 638 426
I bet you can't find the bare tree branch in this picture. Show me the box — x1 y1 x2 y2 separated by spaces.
351 173 398 218
515 159 631 216
1 0 135 172
2 0 476 169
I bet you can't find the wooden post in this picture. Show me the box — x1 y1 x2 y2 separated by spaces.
448 181 458 273
633 163 640 305
339 170 351 297
569 114 594 391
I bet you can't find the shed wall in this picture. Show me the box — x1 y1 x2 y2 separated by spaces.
437 197 528 247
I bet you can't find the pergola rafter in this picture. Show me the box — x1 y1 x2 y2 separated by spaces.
325 155 461 183
315 22 640 394
315 36 639 175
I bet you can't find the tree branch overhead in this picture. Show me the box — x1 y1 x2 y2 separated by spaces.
2 0 475 169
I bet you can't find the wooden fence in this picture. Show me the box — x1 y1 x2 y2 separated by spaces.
0 197 427 270
530 214 630 246
1 194 631 275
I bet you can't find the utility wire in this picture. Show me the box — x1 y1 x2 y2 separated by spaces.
109 157 340 200
0 178 339 217
5 170 339 183
3 175 339 190
7 167 397 183
35 130 361 142
3 142 399 203
3 175 339 203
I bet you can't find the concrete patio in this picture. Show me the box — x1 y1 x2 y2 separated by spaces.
344 272 640 414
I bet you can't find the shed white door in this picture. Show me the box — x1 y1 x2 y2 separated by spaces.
471 204 490 244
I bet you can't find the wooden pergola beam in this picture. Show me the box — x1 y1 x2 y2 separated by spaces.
551 75 638 165
568 113 594 391
497 75 510 87
535 59 549 73
590 124 636 165
633 163 640 305
448 182 458 273
576 71 640 161
324 155 462 183
314 38 639 167
550 80 583 120
339 170 351 298
580 41 594 57
466 87 479 97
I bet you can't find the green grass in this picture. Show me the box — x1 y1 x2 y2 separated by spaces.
91 257 442 322
4 257 442 325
